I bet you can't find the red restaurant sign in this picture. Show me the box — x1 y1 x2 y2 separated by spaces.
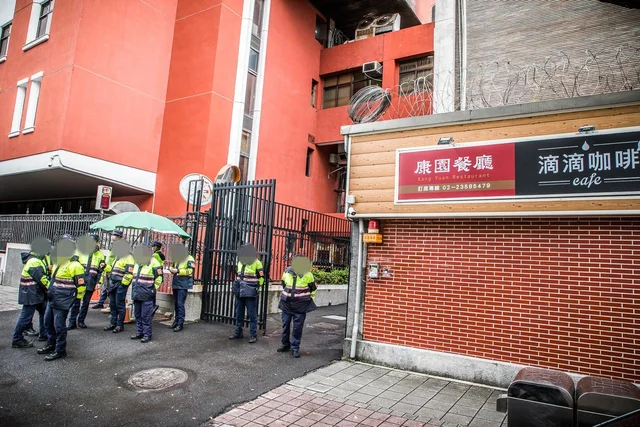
396 142 516 202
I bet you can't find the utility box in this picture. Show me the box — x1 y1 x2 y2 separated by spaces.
506 367 575 427
576 376 640 427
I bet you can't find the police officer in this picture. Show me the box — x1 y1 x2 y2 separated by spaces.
11 249 50 348
277 254 317 358
229 245 264 343
130 246 164 343
92 230 123 309
38 235 86 361
169 247 196 332
103 241 135 333
151 241 164 315
22 241 52 338
68 234 106 329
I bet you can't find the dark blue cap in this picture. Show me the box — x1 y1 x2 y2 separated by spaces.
151 241 162 248
111 230 124 238
62 234 74 240
89 233 100 242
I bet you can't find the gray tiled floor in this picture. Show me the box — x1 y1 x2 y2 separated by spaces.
212 360 508 427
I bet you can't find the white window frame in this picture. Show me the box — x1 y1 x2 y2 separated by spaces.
23 71 43 134
23 0 54 52
9 78 29 137
0 21 11 63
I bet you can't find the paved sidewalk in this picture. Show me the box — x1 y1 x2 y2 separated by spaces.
0 285 20 312
210 361 506 427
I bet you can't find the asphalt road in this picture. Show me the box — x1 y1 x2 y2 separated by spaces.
0 304 347 427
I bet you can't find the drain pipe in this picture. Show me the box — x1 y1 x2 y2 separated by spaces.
350 218 365 359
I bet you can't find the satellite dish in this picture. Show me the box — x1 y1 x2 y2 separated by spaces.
109 201 140 214
215 164 242 184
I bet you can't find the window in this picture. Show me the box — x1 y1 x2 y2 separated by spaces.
322 71 381 109
0 23 11 59
315 15 327 45
23 72 43 133
37 1 53 39
24 0 54 50
248 48 259 73
305 148 313 177
10 78 29 137
239 131 252 182
252 0 264 38
311 80 318 108
399 55 434 95
244 72 257 117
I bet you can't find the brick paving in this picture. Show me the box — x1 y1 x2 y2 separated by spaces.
209 361 507 427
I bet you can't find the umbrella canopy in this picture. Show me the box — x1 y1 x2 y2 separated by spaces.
90 212 190 239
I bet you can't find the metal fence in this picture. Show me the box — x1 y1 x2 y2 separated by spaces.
0 203 351 292
270 203 351 281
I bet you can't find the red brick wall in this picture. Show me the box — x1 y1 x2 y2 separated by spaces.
363 217 640 383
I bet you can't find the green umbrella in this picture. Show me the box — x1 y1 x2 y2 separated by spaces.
90 211 190 239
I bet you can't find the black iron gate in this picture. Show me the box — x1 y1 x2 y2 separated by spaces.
200 180 276 332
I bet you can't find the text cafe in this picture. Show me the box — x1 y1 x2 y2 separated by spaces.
341 92 640 388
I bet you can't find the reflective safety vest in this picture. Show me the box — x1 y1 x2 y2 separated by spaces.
281 267 316 301
172 255 196 290
237 260 264 289
50 257 86 308
76 248 106 291
153 251 165 265
43 254 52 278
19 252 50 306
109 254 136 288
132 258 163 302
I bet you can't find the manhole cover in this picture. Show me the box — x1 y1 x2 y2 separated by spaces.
128 368 188 390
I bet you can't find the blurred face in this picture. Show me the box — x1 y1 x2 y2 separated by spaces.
238 244 258 265
133 245 153 265
292 256 312 276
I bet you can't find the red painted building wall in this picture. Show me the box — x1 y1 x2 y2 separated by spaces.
153 0 242 215
0 0 176 172
364 218 640 383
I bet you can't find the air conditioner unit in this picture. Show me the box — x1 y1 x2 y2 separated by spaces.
355 27 374 41
329 153 348 165
363 61 383 79
374 13 401 35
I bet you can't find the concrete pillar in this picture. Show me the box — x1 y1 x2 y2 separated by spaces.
432 0 457 113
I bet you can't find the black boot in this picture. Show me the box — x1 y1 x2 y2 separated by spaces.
68 323 77 330
130 334 143 340
11 339 33 349
104 324 116 331
92 304 104 309
78 322 87 329
37 343 55 354
169 322 178 329
173 325 183 332
292 350 300 358
112 326 124 333
141 336 152 343
23 328 38 337
277 346 291 352
229 334 243 339
45 352 67 361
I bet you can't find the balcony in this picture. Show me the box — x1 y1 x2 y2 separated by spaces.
310 0 425 46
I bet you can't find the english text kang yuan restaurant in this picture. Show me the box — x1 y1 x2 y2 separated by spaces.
341 92 640 387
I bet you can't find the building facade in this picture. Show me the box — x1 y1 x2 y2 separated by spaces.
342 0 640 387
0 0 435 216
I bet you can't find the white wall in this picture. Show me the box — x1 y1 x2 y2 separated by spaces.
0 0 15 26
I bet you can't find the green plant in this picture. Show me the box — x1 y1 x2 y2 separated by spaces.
312 268 349 285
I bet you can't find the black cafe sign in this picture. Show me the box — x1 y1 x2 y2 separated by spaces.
515 128 640 198
395 127 640 203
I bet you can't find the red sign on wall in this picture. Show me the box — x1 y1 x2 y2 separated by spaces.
396 143 516 202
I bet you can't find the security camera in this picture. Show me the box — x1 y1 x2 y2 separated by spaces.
48 157 54 168
347 206 356 217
